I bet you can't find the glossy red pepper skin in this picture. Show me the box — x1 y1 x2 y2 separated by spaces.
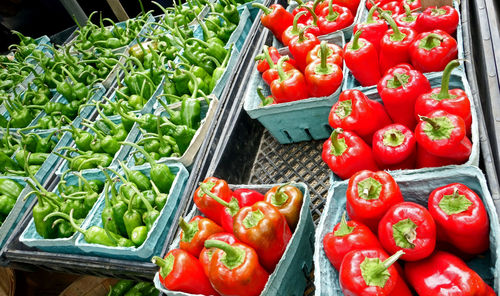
329 89 392 144
373 1 403 18
254 3 294 43
179 216 224 257
353 5 388 53
282 11 308 47
345 30 381 86
395 4 419 31
365 0 392 10
233 201 292 272
206 241 269 296
340 249 412 296
403 0 421 10
405 251 496 296
317 3 354 35
194 177 233 226
415 109 472 162
270 57 309 103
347 170 404 233
378 202 436 261
289 31 320 72
199 232 239 276
256 46 281 73
306 43 343 68
262 61 295 86
409 29 458 73
377 63 431 129
322 129 379 180
416 5 459 34
218 189 265 233
378 20 417 74
264 184 303 230
372 124 417 170
153 249 218 296
415 145 459 168
330 0 361 15
428 183 490 255
305 42 343 98
292 1 314 24
323 214 382 270
415 60 472 136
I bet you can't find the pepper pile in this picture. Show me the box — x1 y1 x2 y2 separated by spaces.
348 4 459 86
153 178 304 296
0 179 24 226
108 279 159 296
322 59 472 179
253 0 360 44
323 170 494 295
255 40 343 105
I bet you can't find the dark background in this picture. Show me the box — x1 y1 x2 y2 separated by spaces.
0 0 173 52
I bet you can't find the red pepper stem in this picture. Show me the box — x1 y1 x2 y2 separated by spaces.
312 0 322 12
178 217 195 237
257 87 268 103
273 183 291 206
277 56 291 82
334 211 355 236
327 0 339 21
383 250 405 269
252 3 272 15
351 30 362 50
381 12 406 41
292 11 307 34
438 59 460 100
204 240 245 269
320 41 328 69
403 3 411 17
152 255 174 278
419 116 441 130
366 4 378 22
262 46 276 69
298 25 312 42
294 0 304 6
330 128 347 156
423 33 443 49
303 6 318 25
200 183 230 207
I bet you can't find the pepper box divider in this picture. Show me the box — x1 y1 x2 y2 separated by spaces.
244 31 345 144
314 166 500 295
327 70 479 181
154 182 314 296
121 95 219 168
19 170 107 253
343 0 464 91
74 162 189 260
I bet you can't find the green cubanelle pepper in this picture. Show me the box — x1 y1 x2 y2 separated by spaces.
119 160 151 191
101 180 120 234
67 208 116 246
0 179 23 200
123 192 143 239
133 187 160 230
108 279 135 296
151 180 168 210
102 168 128 238
130 225 148 246
42 211 84 238
104 220 135 247
160 119 196 154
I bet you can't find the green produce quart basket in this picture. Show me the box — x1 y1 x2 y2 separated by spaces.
344 0 464 90
54 115 137 176
239 0 265 20
74 162 189 260
243 32 345 144
124 96 219 168
0 178 29 251
19 170 107 254
315 166 500 295
154 182 314 296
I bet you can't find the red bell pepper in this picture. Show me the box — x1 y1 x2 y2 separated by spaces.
365 0 392 10
373 1 403 19
339 249 412 296
328 0 361 15
415 109 472 162
329 89 392 144
233 201 292 272
405 251 496 296
372 123 417 170
179 216 224 257
416 5 459 34
194 177 232 225
415 59 472 136
403 0 421 10
378 12 417 74
409 29 458 73
257 87 274 106
317 0 354 35
204 240 269 296
306 42 343 67
292 0 315 24
282 11 308 47
199 232 239 276
302 6 322 37
395 4 419 31
353 4 388 53
255 46 281 73
323 213 382 270
322 129 379 179
252 3 294 43
428 183 490 255
152 249 219 295
415 145 458 168
264 184 303 230
305 41 343 97
377 63 431 129
344 30 381 86
378 202 436 261
346 170 404 233
260 46 296 86
233 189 265 208
288 27 320 72
270 56 309 103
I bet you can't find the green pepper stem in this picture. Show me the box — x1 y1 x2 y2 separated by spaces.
181 69 200 99
262 45 276 69
381 12 405 41
327 0 339 21
272 183 290 206
292 11 307 34
68 209 86 234
252 3 272 14
276 56 290 82
419 116 440 130
200 183 230 207
383 250 404 269
104 166 128 185
438 59 460 100
303 6 318 25
204 240 245 269
367 3 378 22
119 141 156 167
351 30 362 50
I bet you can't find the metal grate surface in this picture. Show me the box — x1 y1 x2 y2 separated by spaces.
247 130 331 296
